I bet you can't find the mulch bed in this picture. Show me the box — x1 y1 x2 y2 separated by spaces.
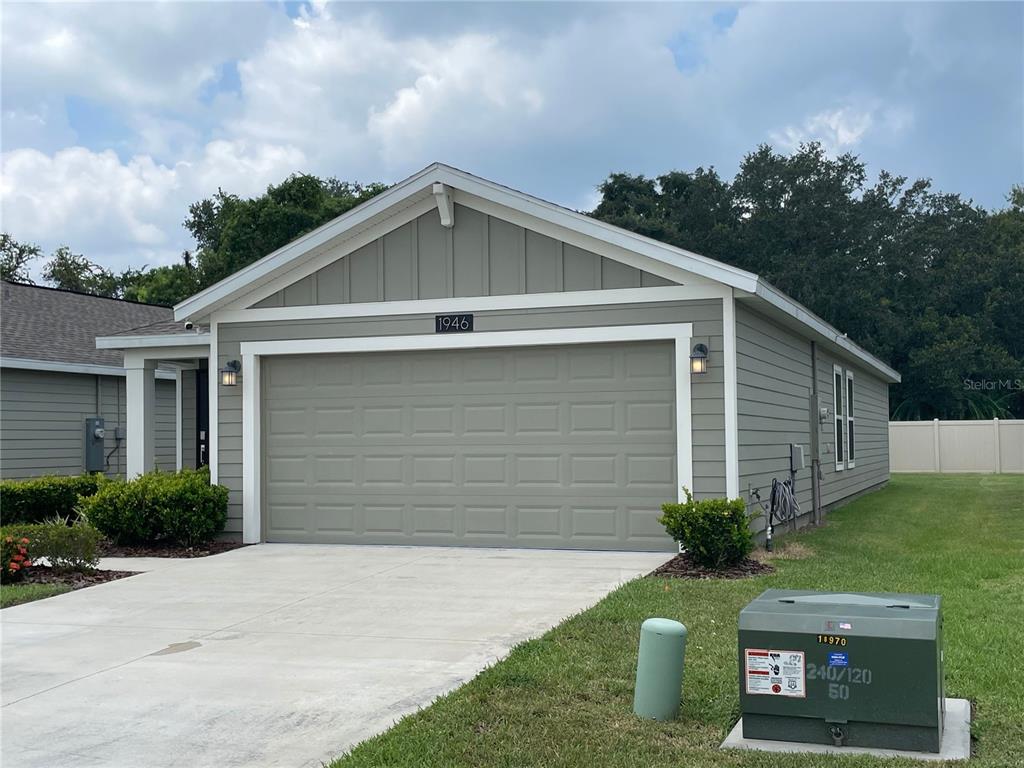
651 553 775 580
99 540 248 558
20 565 138 590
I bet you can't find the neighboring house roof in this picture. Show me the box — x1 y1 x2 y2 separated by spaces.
0 281 175 372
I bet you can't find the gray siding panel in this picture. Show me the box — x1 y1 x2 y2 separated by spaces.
1 368 182 480
735 305 814 525
1 369 97 478
181 370 197 470
217 298 726 533
735 303 892 527
254 204 668 307
154 379 177 472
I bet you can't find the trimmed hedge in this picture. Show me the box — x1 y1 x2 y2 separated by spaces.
80 468 228 548
0 474 106 525
659 488 754 569
1 520 101 571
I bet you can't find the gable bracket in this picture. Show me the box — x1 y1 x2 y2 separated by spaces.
432 183 454 228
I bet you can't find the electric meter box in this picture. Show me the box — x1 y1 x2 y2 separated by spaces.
738 589 944 753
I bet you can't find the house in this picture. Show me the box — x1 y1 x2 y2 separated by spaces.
95 164 900 551
0 281 196 479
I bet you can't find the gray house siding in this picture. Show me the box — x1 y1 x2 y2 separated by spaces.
735 303 891 527
154 378 177 472
735 305 814 525
0 368 179 480
251 204 672 309
180 369 197 470
216 298 725 535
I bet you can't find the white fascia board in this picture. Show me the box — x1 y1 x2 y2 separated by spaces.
754 280 901 383
96 333 211 350
173 165 445 321
215 285 728 325
0 356 176 380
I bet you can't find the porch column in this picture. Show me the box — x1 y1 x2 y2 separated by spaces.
125 358 157 477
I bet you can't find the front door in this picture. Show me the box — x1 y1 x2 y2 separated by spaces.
196 368 209 468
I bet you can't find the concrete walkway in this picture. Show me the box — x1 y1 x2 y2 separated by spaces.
1 544 669 768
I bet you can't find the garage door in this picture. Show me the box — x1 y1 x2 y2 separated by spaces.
262 341 677 550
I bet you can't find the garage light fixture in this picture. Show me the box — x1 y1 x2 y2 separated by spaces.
690 343 709 375
219 359 241 387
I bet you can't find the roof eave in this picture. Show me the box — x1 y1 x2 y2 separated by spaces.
96 332 212 350
752 279 901 383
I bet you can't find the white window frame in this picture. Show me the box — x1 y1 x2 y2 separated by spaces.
833 363 845 471
845 369 855 469
238 322 694 544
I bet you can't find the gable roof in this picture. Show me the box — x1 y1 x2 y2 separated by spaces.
170 162 898 383
0 281 174 369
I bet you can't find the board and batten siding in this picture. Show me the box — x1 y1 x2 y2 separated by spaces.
0 368 179 480
216 299 726 535
251 204 672 309
735 305 814 525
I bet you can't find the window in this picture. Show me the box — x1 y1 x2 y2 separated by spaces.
834 365 844 471
846 370 855 468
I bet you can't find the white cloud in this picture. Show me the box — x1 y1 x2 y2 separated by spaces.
0 2 1019 272
1 141 304 268
772 107 876 154
0 2 278 111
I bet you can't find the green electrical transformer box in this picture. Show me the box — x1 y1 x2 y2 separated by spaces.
738 589 944 752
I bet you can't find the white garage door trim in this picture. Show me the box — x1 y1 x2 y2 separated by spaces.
239 322 693 544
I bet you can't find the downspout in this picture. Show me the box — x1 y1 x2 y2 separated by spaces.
809 341 822 525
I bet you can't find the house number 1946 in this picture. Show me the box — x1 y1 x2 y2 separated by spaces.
435 314 474 333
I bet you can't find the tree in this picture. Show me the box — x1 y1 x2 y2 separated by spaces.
185 174 388 286
590 143 1024 418
41 246 121 297
0 233 42 282
120 252 199 306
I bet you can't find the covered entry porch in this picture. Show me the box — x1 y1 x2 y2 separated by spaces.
96 333 212 478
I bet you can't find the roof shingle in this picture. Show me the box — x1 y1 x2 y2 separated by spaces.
0 281 177 368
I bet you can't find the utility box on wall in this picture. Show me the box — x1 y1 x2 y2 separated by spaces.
85 417 106 473
738 589 944 753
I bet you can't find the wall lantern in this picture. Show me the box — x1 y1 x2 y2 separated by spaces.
690 343 709 375
219 359 241 387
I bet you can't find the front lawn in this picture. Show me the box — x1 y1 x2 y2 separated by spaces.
0 582 71 608
333 474 1024 767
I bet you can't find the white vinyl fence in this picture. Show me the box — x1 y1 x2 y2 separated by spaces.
889 419 1024 473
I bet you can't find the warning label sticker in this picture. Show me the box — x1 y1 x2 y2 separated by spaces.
745 648 806 697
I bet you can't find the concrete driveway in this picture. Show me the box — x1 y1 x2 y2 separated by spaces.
1 544 668 768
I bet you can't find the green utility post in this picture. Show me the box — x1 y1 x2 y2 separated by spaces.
633 617 687 721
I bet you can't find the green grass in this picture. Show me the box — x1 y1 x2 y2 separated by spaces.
0 581 72 608
332 475 1024 767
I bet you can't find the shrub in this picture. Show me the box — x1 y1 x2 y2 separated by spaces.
1 518 101 571
1 534 33 583
80 468 228 548
0 474 107 524
659 488 754 569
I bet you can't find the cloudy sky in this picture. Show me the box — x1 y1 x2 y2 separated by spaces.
1 1 1021 273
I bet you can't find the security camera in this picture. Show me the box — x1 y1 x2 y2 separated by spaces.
184 321 194 330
